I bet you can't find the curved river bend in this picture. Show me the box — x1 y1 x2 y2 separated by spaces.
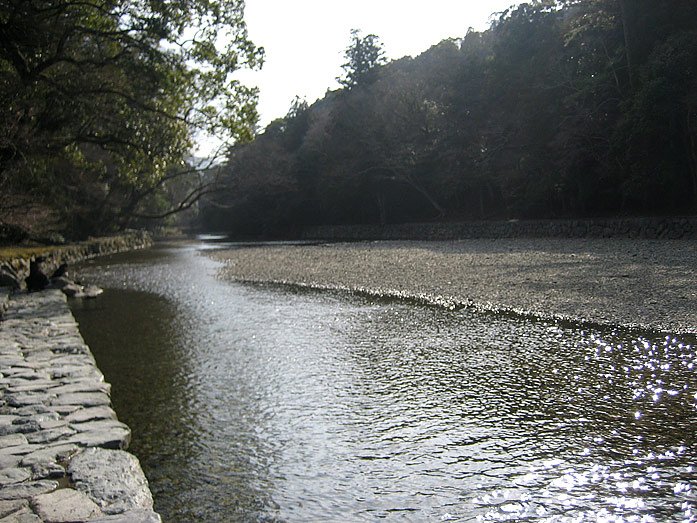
70 241 697 522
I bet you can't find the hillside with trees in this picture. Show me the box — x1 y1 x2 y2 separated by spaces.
0 0 262 242
200 0 697 238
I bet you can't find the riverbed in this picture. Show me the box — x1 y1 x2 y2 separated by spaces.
70 241 697 522
212 238 697 334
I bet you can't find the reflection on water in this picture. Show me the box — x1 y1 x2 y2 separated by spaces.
70 242 697 522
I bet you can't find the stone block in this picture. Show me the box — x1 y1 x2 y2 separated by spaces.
25 425 76 444
4 381 56 393
68 448 153 515
38 419 68 431
0 506 42 522
69 420 129 434
50 392 110 407
13 412 60 426
0 480 58 500
31 488 104 522
0 421 40 436
49 382 110 396
46 405 80 416
50 365 104 381
65 407 117 424
10 406 52 417
0 467 31 486
30 461 66 480
21 443 79 468
6 393 53 408
0 500 29 519
87 509 162 523
66 427 131 450
0 455 21 469
0 434 28 448
0 444 40 457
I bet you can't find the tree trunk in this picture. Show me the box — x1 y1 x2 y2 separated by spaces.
618 0 636 91
375 193 387 225
479 186 486 218
402 175 445 218
686 107 697 206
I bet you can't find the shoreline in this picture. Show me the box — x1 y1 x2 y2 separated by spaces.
0 235 160 521
211 238 697 335
0 291 160 521
0 231 153 284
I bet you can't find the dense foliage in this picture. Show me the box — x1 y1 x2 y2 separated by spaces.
201 0 697 237
0 0 262 240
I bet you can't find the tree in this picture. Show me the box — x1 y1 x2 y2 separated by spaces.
199 0 697 239
337 29 386 89
0 0 263 238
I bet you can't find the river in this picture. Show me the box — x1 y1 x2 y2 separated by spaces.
69 240 697 522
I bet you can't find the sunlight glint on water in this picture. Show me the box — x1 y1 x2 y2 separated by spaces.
69 242 697 522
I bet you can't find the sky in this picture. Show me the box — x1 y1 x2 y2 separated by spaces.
196 1 518 155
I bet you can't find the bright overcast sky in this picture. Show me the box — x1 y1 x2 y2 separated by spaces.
235 0 519 127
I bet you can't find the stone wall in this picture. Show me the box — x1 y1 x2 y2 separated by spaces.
302 216 697 241
1 231 153 280
0 290 160 522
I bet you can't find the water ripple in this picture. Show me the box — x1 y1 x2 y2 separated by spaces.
69 243 697 522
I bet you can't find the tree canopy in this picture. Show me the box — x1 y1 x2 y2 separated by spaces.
337 29 386 89
0 0 262 239
200 0 697 238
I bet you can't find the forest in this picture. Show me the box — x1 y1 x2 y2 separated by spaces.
1 1 697 241
0 0 261 241
201 0 697 237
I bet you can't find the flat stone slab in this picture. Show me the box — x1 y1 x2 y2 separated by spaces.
50 392 111 407
0 444 41 457
0 480 57 500
0 455 21 469
0 467 31 486
67 427 131 450
0 416 19 426
31 488 104 522
69 419 129 434
20 444 79 465
65 407 117 424
0 434 28 448
0 506 42 522
0 500 29 518
25 426 76 445
87 509 162 523
6 393 56 408
69 448 154 515
49 382 110 396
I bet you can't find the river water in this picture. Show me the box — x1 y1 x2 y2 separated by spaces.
69 241 697 522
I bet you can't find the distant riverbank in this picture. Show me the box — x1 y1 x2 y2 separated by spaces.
302 216 697 241
212 238 697 334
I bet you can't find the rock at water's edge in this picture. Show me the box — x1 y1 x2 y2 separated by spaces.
68 448 154 515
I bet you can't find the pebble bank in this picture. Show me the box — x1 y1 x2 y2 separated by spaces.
214 238 697 335
0 290 160 522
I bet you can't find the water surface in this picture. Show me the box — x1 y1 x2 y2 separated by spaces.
70 242 697 522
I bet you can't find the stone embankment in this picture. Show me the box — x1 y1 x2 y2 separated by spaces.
0 290 160 522
302 216 697 241
0 231 152 284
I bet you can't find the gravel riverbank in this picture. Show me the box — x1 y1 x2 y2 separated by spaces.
212 238 697 335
